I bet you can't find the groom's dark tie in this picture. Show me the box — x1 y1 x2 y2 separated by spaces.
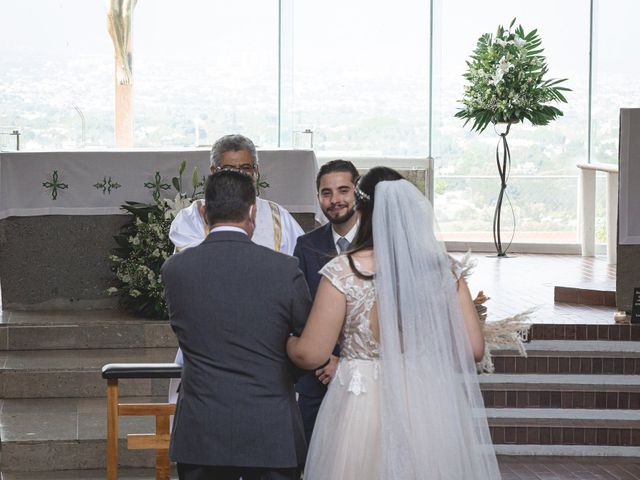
337 237 351 253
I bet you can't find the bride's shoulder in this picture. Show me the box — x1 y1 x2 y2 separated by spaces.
321 253 350 274
322 251 375 277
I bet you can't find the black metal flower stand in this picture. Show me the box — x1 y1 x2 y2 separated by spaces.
492 122 515 257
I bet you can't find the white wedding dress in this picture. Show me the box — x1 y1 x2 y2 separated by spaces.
304 254 381 480
303 179 501 480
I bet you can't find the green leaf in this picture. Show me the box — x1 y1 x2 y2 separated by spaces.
192 167 200 189
178 160 186 176
172 177 181 192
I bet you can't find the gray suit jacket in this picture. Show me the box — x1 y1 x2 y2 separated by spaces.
162 230 311 468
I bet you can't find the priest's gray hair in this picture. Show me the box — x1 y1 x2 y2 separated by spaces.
210 134 259 168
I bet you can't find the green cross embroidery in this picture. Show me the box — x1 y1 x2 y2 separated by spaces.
42 170 69 200
256 171 270 197
144 171 171 201
93 176 122 195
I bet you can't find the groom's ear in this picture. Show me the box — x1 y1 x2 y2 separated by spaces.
199 202 210 226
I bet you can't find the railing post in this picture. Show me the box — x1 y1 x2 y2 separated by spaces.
605 171 618 265
579 167 596 257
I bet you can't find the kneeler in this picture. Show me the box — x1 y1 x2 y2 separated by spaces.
102 363 181 480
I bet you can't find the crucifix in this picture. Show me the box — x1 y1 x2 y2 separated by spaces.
107 0 137 147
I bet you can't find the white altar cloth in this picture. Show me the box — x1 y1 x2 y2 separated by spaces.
0 149 322 221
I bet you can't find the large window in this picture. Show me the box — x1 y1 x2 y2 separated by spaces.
134 0 279 148
0 1 113 149
591 0 640 165
283 0 431 157
432 0 590 243
3 1 638 246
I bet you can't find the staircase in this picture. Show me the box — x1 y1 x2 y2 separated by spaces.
484 323 640 456
0 310 177 475
1 310 639 477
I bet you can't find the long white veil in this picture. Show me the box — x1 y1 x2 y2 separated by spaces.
373 180 500 479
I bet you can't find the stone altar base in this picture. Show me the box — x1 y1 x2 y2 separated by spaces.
0 213 315 310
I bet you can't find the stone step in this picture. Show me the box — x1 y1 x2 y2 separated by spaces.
3 398 638 473
0 310 176 351
529 323 640 341
495 444 640 457
1 469 177 479
0 348 177 398
492 340 640 375
554 286 616 306
0 397 165 472
487 408 640 447
479 374 640 409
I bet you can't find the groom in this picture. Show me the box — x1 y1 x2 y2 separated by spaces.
162 170 310 480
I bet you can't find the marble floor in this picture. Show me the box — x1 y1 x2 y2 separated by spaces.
458 253 616 324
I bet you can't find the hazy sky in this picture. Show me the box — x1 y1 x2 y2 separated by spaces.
1 0 637 77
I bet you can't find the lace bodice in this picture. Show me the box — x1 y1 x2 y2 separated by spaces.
320 255 379 360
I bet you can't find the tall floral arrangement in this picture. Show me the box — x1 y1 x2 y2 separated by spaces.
108 162 204 318
455 18 569 132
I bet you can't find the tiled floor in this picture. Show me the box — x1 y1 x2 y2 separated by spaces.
0 253 618 326
458 253 617 324
1 458 640 480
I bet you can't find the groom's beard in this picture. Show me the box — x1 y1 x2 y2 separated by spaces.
325 204 356 225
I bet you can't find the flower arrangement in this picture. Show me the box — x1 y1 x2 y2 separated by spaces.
108 161 204 318
455 18 570 133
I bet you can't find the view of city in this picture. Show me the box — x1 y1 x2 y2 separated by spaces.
1 0 638 243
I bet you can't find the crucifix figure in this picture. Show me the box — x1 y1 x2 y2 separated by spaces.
107 0 137 147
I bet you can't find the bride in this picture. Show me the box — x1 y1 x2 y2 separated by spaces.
287 167 501 479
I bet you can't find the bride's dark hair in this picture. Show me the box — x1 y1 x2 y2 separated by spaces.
348 166 404 279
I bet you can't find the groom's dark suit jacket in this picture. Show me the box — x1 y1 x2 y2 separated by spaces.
162 230 311 468
293 223 339 398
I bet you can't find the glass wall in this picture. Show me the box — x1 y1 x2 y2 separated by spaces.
134 0 279 148
432 0 590 243
284 0 431 157
591 0 640 165
2 1 637 245
0 0 113 149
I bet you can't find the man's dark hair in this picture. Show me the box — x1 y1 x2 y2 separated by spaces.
316 159 359 191
204 170 256 225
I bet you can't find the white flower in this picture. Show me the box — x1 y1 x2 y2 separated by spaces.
130 289 141 298
152 249 160 257
495 38 508 47
513 36 526 48
489 70 505 85
164 193 192 220
497 56 514 73
106 287 119 294
120 274 131 283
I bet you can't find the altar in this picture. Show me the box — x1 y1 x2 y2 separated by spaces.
0 149 321 309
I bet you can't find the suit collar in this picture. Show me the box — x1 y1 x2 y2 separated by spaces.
203 230 252 244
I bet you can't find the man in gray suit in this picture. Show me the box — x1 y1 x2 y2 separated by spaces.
162 170 311 480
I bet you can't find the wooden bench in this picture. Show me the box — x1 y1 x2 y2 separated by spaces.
102 363 181 480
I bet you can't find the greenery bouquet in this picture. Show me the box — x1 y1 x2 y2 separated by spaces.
455 18 570 132
108 162 204 318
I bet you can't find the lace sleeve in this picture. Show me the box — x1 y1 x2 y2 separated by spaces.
319 255 350 295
